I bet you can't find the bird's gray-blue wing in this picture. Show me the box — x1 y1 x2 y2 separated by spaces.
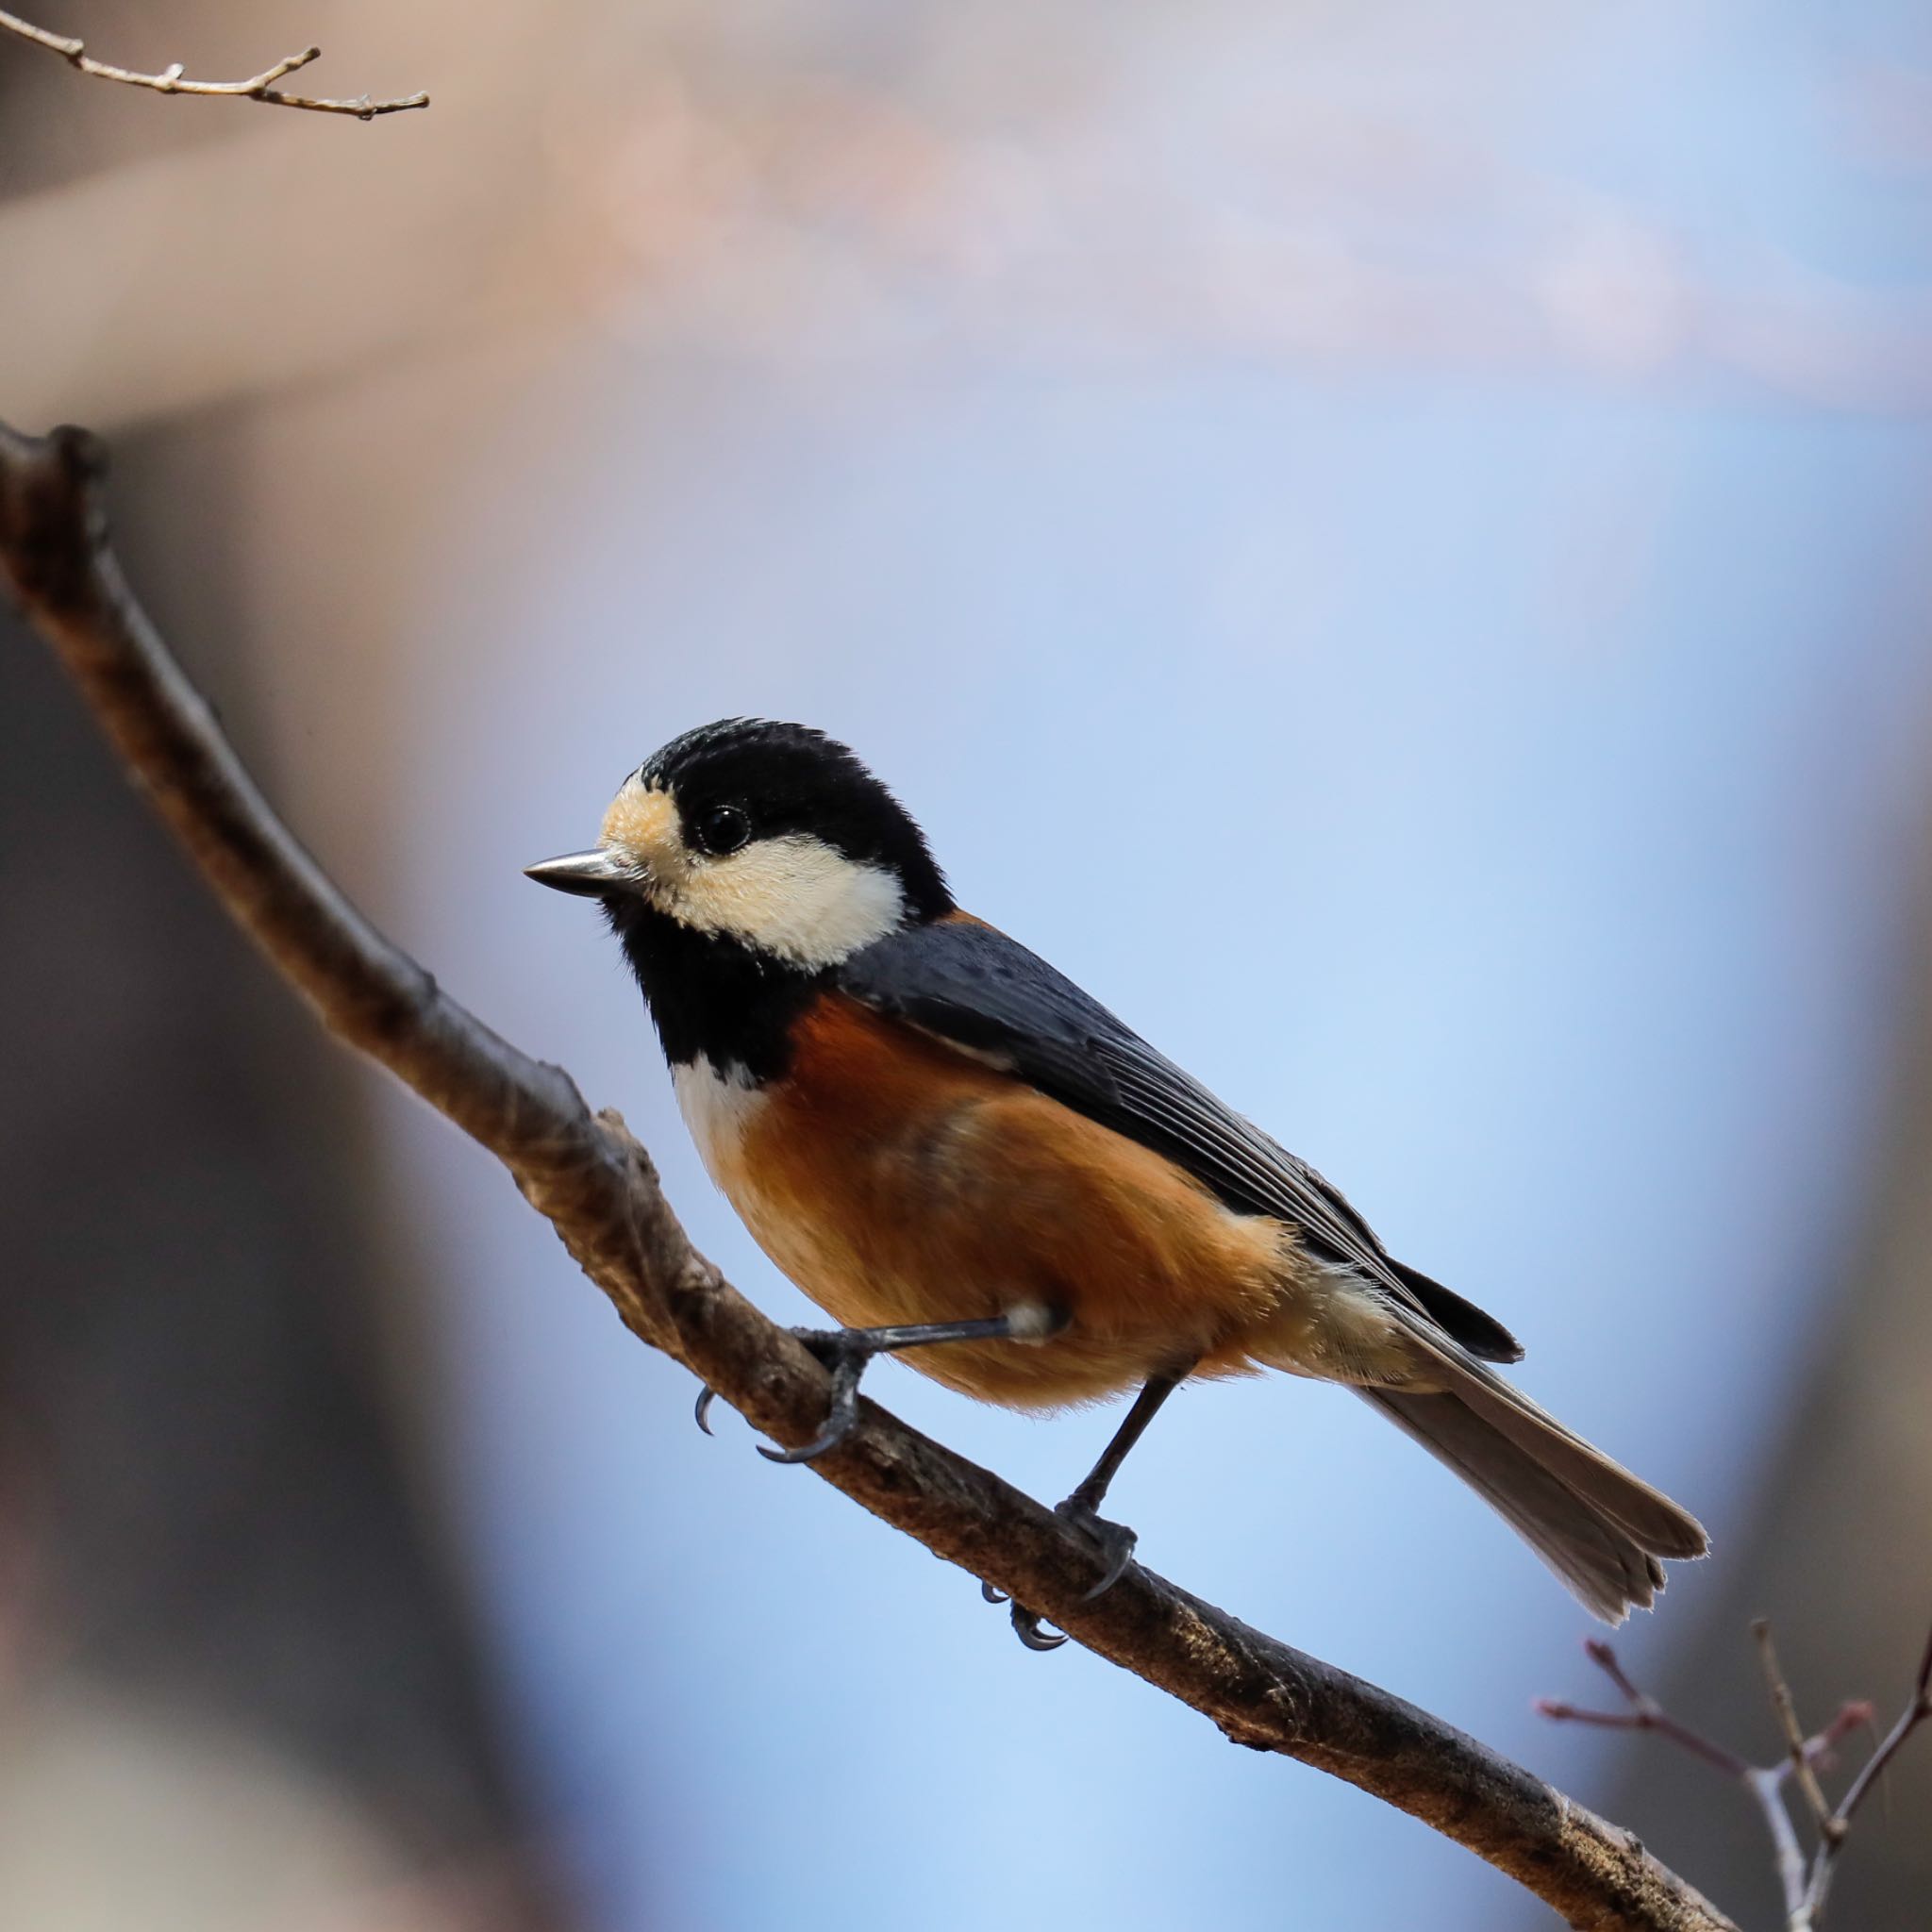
838 917 1521 1362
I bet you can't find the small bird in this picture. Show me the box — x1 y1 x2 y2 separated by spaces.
529 719 1706 1643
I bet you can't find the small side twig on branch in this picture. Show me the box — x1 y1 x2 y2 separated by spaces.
0 9 427 117
1539 1624 1926 1930
0 418 1741 1932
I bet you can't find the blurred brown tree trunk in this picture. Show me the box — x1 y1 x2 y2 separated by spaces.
0 18 582 1916
0 413 562 1925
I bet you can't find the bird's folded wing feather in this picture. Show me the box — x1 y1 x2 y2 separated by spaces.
840 918 1476 1340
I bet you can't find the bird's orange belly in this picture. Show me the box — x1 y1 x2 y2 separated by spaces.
675 995 1312 1409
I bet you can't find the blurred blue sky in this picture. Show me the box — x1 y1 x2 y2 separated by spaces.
369 4 1932 1926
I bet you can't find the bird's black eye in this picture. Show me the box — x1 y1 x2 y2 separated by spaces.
692 803 751 856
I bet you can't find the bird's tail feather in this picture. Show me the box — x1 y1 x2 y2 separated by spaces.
1361 1326 1707 1624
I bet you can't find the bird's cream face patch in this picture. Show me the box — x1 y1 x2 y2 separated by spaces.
599 774 906 970
600 779 682 873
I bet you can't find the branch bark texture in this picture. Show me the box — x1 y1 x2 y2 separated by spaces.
0 420 1739 1932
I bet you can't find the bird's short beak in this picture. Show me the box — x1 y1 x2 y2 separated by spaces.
524 848 642 899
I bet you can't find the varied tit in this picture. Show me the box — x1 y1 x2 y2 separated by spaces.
529 719 1706 1645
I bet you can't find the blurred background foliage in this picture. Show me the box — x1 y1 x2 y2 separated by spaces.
3 3 1930 1928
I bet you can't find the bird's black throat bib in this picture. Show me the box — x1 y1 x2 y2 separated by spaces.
608 898 826 1084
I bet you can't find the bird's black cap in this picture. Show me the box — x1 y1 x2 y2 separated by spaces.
639 719 953 921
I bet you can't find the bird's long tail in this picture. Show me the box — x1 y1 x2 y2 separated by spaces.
1360 1325 1707 1624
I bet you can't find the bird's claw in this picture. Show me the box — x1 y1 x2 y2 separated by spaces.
991 1500 1141 1651
758 1327 870 1465
1057 1499 1140 1601
980 1576 1068 1646
694 1328 867 1457
1009 1604 1070 1651
979 1576 1066 1648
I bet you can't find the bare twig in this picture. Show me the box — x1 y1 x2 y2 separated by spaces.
1535 1639 1752 1778
0 10 426 117
0 418 1740 1932
1536 1639 1811 1919
1798 1623 1932 1928
1754 1620 1840 1842
1540 1628 1924 1931
1748 1761 1812 1928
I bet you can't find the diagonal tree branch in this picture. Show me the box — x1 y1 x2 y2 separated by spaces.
0 417 1739 1932
0 10 427 117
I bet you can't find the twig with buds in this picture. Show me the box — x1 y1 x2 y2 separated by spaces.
0 9 427 117
1538 1617 1929 1929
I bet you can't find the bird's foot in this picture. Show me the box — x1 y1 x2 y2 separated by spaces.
1057 1496 1141 1599
692 1326 874 1458
986 1495 1141 1651
755 1326 880 1463
697 1317 1023 1463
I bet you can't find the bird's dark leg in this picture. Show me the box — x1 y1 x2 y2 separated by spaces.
996 1363 1192 1652
695 1313 1054 1465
